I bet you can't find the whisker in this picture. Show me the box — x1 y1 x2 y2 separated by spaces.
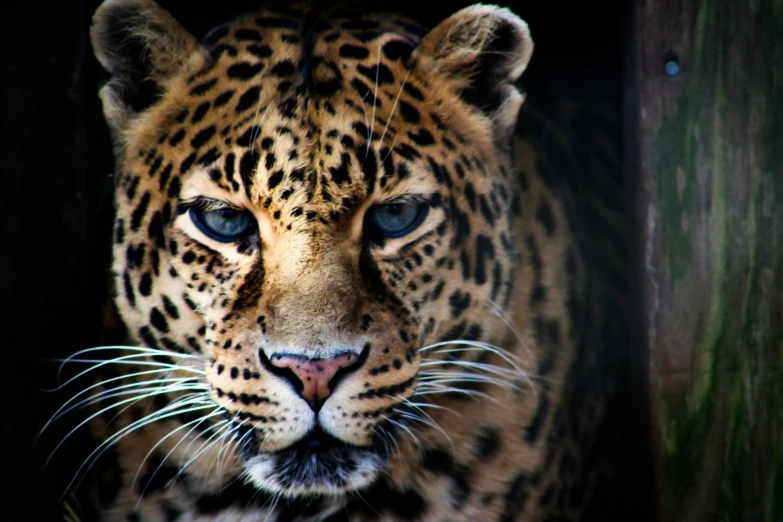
48 377 206 425
378 67 411 153
62 398 214 498
47 353 204 392
47 385 210 467
418 340 535 396
250 94 278 160
486 298 535 362
395 406 454 452
380 415 423 455
174 418 235 485
413 384 494 402
41 370 202 434
134 408 222 507
366 41 382 159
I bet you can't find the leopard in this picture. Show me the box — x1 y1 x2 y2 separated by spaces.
52 0 630 520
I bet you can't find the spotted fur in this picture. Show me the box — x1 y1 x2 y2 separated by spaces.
58 1 620 520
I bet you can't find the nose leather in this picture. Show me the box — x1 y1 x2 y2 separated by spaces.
269 352 359 409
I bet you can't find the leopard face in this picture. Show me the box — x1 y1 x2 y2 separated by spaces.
84 0 579 516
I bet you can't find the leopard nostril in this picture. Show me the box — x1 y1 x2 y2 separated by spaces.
265 352 360 411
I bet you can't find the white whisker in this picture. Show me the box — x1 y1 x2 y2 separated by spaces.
366 42 382 159
378 67 411 154
134 408 222 507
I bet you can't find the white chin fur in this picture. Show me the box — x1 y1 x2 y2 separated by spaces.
242 453 382 496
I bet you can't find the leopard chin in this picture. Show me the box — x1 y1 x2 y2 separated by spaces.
241 428 386 496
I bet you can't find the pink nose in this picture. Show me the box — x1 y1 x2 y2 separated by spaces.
268 352 359 410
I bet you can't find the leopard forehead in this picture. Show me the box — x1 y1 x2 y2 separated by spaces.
124 5 500 227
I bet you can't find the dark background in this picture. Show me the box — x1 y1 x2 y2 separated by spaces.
0 0 651 519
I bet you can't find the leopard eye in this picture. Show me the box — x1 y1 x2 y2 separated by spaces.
190 206 256 242
366 201 428 238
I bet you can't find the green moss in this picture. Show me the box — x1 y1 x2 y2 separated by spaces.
648 0 783 520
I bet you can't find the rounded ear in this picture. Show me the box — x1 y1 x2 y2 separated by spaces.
410 4 533 141
91 0 208 133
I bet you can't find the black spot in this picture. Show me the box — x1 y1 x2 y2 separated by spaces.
169 129 186 146
236 126 262 148
190 78 217 96
382 39 413 61
123 271 136 306
214 90 235 107
408 129 435 146
150 307 169 333
126 243 145 268
130 192 151 231
474 235 495 285
475 427 501 459
464 182 477 211
398 100 420 124
139 272 152 297
239 151 257 194
350 78 374 100
162 295 179 320
148 156 162 177
339 44 369 59
158 164 172 191
235 86 261 113
227 62 264 80
267 170 284 189
361 148 377 189
479 195 495 225
403 83 423 100
270 60 296 77
448 290 470 318
357 63 394 85
329 153 351 185
247 44 273 59
190 125 216 149
125 177 139 200
190 102 210 123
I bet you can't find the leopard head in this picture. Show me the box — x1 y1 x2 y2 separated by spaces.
91 0 533 496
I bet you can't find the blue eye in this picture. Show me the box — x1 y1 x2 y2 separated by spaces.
190 206 256 242
367 201 428 238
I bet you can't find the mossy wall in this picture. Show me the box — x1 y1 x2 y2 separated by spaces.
637 0 783 520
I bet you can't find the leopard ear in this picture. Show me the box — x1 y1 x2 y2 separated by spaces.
411 4 533 141
90 0 208 133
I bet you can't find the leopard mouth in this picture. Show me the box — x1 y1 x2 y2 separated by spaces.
241 427 387 496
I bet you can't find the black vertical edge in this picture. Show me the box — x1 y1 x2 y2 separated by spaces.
622 0 658 521
0 1 105 519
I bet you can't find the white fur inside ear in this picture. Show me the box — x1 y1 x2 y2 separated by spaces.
90 0 209 133
412 4 533 86
411 4 533 143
